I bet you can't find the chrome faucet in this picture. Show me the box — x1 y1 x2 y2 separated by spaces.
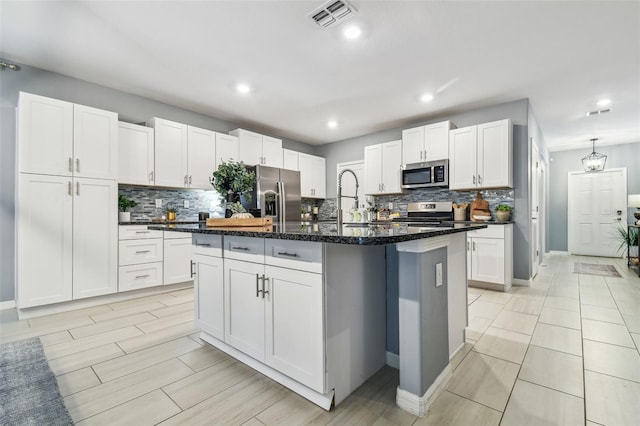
337 168 359 227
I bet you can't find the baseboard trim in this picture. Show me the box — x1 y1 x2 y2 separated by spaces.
512 278 532 287
16 282 193 319
199 332 335 410
0 300 16 311
386 351 400 369
396 364 452 416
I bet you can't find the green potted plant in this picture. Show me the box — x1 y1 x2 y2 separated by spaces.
118 195 137 222
495 204 513 221
211 160 256 218
613 224 639 260
166 206 177 221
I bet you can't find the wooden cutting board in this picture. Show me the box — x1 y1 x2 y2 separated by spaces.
206 217 273 227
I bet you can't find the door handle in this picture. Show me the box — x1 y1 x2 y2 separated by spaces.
76 181 80 195
135 274 150 279
231 246 249 251
190 260 195 278
195 242 212 247
76 158 80 173
256 273 262 297
473 175 476 184
261 274 269 299
277 251 298 258
189 175 192 185
184 175 188 185
473 241 476 251
135 250 150 254
68 181 72 196
478 175 482 184
149 171 154 183
68 157 73 173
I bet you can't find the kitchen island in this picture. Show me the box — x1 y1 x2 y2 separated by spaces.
152 221 486 416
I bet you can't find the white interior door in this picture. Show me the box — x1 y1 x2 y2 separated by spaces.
531 141 539 277
568 169 627 257
337 161 364 218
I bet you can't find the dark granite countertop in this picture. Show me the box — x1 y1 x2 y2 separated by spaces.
149 222 488 245
119 220 204 225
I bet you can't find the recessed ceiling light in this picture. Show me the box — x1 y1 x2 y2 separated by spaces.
236 83 251 94
597 98 611 107
343 25 361 40
327 120 338 129
420 93 434 103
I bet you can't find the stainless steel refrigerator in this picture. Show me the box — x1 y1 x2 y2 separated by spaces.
242 165 301 224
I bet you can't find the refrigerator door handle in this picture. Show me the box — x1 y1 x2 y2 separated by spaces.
277 181 286 226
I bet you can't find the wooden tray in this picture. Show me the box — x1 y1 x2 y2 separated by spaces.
206 217 273 227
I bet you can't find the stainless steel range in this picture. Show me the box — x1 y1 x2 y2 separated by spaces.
392 201 454 226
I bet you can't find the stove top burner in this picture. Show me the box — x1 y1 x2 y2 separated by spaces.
393 201 454 224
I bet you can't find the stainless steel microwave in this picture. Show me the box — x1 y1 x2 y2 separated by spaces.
401 159 449 189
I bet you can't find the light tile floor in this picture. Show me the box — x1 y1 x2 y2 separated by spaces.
0 254 639 425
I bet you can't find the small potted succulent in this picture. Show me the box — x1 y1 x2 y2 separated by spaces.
166 206 177 221
211 160 256 218
495 204 513 221
118 195 137 222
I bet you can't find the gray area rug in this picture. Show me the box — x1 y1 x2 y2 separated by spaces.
0 337 73 425
574 262 622 278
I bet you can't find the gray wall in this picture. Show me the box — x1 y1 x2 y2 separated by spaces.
0 61 316 302
548 142 640 252
316 99 531 280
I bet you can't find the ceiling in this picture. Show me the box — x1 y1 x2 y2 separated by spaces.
1 1 638 151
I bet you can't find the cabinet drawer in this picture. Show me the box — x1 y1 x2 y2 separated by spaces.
467 225 505 239
119 225 163 240
224 236 264 263
119 262 163 291
119 239 163 265
265 239 322 274
164 231 193 240
192 234 223 257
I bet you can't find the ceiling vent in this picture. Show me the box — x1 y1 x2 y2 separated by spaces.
309 0 357 28
586 108 612 117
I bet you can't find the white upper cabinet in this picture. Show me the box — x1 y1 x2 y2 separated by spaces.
73 104 118 180
18 92 117 179
299 153 326 198
364 140 402 195
187 126 216 189
215 133 239 169
150 118 188 187
401 120 452 164
449 119 512 190
19 93 73 176
230 128 283 168
282 149 299 171
118 122 155 185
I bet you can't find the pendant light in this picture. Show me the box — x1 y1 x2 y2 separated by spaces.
582 138 607 172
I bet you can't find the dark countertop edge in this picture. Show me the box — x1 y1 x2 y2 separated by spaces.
119 220 204 225
148 224 489 245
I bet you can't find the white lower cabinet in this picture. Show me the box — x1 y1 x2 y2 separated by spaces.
192 234 224 340
220 236 325 392
17 174 117 308
163 234 192 285
467 224 513 290
118 226 164 291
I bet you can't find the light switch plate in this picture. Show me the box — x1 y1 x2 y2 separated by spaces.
155 199 162 208
435 263 443 287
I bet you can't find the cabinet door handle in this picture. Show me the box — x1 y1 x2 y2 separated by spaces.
382 183 385 190
256 273 261 298
262 274 269 299
149 171 154 183
68 181 72 196
190 260 196 278
184 175 188 185
68 157 73 172
423 150 427 160
419 150 423 161
231 246 249 251
195 242 211 247
135 230 150 234
135 250 150 254
472 175 476 184
135 274 150 279
76 181 80 195
76 158 80 173
473 241 476 251
189 175 192 185
277 251 298 258
478 175 482 184
467 240 470 251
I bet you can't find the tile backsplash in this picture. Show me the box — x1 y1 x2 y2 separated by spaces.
316 187 515 220
119 186 223 221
